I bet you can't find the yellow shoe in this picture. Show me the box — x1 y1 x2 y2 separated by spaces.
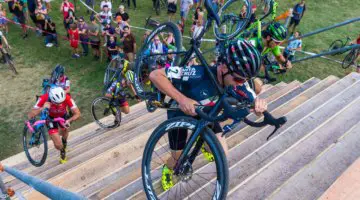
161 165 174 191
59 149 67 164
197 137 215 162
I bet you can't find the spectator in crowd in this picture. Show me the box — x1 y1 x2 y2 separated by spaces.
100 0 112 11
192 6 203 28
0 4 8 35
191 18 203 38
68 23 80 58
97 4 111 29
248 5 257 27
12 0 28 38
85 0 94 14
283 31 302 61
151 35 168 54
103 20 116 45
164 31 175 49
34 0 47 33
142 30 150 44
44 0 51 11
115 5 129 22
127 0 136 10
22 0 28 22
167 0 177 21
263 0 271 14
288 0 306 35
176 20 183 34
107 35 117 61
121 26 136 63
44 18 58 47
64 6 76 36
78 16 89 56
115 16 128 38
239 4 247 18
27 0 37 23
180 0 193 29
88 15 101 60
275 8 293 27
60 0 75 30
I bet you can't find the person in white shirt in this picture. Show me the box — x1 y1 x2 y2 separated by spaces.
100 0 112 11
180 0 193 26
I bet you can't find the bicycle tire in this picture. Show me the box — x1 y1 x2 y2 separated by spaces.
155 0 161 15
23 125 48 167
328 39 343 55
214 0 251 41
134 22 182 101
91 97 121 129
342 50 356 69
142 117 229 199
4 53 18 75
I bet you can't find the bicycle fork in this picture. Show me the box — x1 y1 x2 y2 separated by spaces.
173 120 209 177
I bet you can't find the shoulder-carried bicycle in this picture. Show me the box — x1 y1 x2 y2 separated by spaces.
133 0 287 198
23 112 67 167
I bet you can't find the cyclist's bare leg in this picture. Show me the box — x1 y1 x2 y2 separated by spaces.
49 132 64 151
216 134 228 156
253 78 263 95
59 128 69 141
120 105 130 114
166 151 182 169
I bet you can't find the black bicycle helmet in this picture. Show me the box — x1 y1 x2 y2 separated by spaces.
225 39 262 79
54 65 65 77
266 22 288 42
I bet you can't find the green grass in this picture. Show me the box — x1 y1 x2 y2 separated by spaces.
0 0 359 161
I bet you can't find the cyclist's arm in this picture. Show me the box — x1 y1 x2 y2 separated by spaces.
150 68 198 116
28 102 50 119
273 46 292 68
68 107 80 123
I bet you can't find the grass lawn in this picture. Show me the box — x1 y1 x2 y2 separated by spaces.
0 0 359 161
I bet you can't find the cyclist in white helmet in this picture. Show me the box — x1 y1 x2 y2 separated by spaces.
28 86 81 164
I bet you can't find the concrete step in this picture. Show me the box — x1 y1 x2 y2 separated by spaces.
1 101 148 183
11 109 166 193
108 78 321 199
318 157 360 200
268 121 360 200
227 96 360 200
80 81 297 199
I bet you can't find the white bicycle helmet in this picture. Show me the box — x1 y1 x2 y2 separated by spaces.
49 87 66 104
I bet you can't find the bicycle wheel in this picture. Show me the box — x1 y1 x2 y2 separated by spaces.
4 53 18 75
214 0 251 41
342 50 356 69
155 0 161 15
91 97 121 129
142 117 229 199
134 22 182 101
328 39 343 55
23 125 48 167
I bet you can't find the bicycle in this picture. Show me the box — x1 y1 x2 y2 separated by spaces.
23 113 67 167
0 47 17 75
153 0 167 15
342 47 359 69
91 96 122 129
134 0 287 198
329 36 352 55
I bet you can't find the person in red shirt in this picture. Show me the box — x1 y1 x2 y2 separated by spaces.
28 87 81 164
60 0 74 30
68 23 80 58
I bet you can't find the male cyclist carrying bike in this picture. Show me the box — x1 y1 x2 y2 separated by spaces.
249 22 292 81
150 39 268 191
105 72 131 116
28 86 81 164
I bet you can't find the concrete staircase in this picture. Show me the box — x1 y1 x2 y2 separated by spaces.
1 73 360 200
